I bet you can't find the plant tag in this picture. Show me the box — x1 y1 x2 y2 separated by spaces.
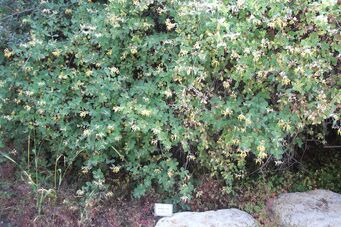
154 203 173 217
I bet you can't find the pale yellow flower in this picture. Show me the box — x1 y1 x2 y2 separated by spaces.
280 72 291 85
59 72 67 80
130 47 138 55
107 49 112 56
238 114 246 121
80 111 88 118
259 150 267 158
180 195 189 203
81 166 89 174
165 18 176 30
52 50 61 57
112 106 121 112
239 150 248 159
164 89 172 98
65 9 72 14
83 129 91 137
107 125 115 132
232 139 240 145
95 133 105 139
4 49 12 58
222 108 232 116
154 168 161 174
106 191 114 198
223 81 230 89
167 170 174 178
257 145 266 153
76 190 84 196
111 166 121 173
140 109 152 116
245 118 252 126
110 66 120 74
278 120 291 131
85 69 93 77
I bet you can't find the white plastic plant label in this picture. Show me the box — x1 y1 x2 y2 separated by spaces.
154 203 173 217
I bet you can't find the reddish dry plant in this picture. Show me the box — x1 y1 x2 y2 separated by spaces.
187 177 230 212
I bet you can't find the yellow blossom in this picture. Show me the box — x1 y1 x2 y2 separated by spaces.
52 50 61 57
164 89 172 98
83 129 91 137
187 154 196 160
232 139 240 145
238 114 246 121
81 166 89 174
58 72 67 80
180 195 189 203
278 120 291 131
76 190 84 196
196 190 203 198
65 9 72 14
167 170 174 178
85 69 93 77
106 191 114 198
110 66 119 74
257 143 265 152
165 18 176 30
140 109 152 116
239 150 248 159
79 111 88 118
130 47 138 55
211 59 219 68
258 150 267 159
95 133 105 139
280 75 291 85
223 81 230 89
112 106 121 112
222 108 232 116
107 125 115 133
131 124 140 131
4 49 12 58
111 166 121 173
154 168 161 174
171 134 177 141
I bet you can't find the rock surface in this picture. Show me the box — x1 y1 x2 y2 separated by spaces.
271 189 341 227
155 208 258 227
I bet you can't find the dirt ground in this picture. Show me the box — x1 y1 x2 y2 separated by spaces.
0 155 158 227
2 141 339 226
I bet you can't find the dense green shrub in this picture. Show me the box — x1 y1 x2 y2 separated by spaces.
1 0 340 200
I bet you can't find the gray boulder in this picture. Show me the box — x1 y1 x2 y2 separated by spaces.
271 189 341 227
155 208 258 227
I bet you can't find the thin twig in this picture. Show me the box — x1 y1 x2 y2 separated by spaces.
323 145 341 149
20 55 31 71
0 8 36 21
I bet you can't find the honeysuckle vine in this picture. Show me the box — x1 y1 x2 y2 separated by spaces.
0 0 340 202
